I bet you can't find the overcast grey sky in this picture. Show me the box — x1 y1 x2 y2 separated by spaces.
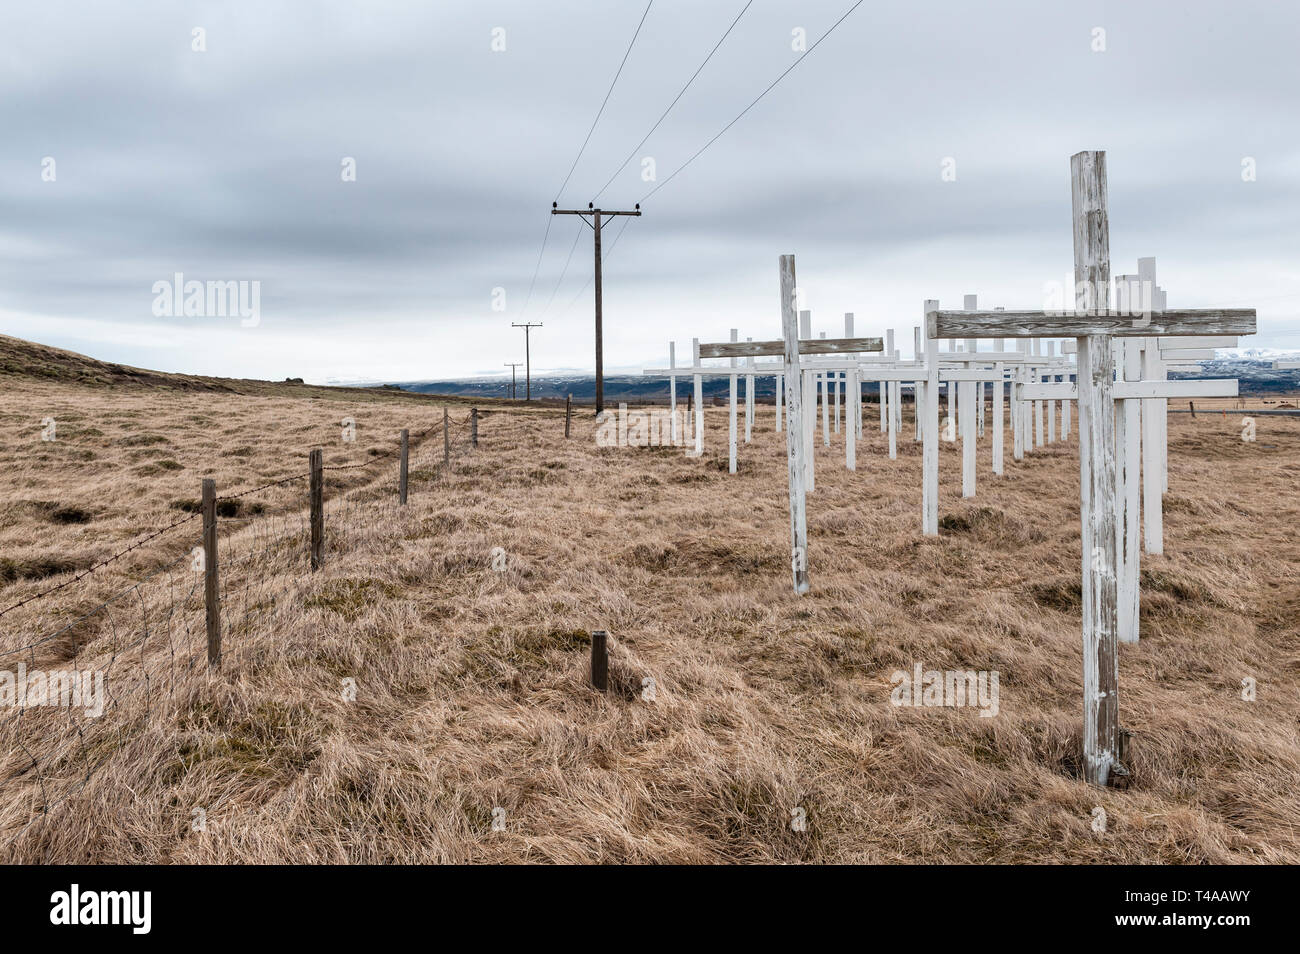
2 0 1297 383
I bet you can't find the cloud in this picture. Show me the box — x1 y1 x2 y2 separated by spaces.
1 0 1297 381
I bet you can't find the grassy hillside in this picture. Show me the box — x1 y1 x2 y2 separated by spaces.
1 341 1298 862
0 333 482 406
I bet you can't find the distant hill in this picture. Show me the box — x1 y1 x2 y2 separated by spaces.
397 357 1300 404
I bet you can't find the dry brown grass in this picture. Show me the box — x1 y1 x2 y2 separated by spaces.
1 367 1298 863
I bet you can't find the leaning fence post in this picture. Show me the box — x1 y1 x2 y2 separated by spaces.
309 448 324 570
399 428 409 505
443 408 450 466
565 394 572 438
590 630 608 691
202 478 221 668
471 408 478 448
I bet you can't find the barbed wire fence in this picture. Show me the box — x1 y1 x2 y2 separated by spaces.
0 406 484 853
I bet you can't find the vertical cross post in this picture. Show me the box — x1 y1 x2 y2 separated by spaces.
1139 258 1164 554
922 300 940 535
846 368 857 471
443 408 450 466
1072 149 1122 787
668 341 678 444
913 326 923 443
992 362 1005 475
1118 334 1141 643
692 338 704 458
728 329 738 474
745 339 754 443
565 393 572 438
803 370 816 492
471 408 478 449
961 298 977 496
780 255 809 594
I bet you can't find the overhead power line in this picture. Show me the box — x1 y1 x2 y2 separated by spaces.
540 218 587 316
520 213 555 315
553 0 655 204
523 0 654 315
641 0 867 204
592 0 755 203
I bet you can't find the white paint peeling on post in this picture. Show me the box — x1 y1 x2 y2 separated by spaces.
729 329 738 474
1118 334 1142 644
846 368 857 471
692 337 704 458
961 297 977 497
1033 340 1045 449
922 299 940 535
992 361 1004 475
745 338 754 444
803 370 816 492
1047 341 1057 444
781 256 809 595
669 341 678 445
816 374 826 447
913 326 924 442
1072 149 1122 788
1139 258 1165 554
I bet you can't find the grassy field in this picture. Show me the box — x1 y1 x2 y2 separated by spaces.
2 339 1299 863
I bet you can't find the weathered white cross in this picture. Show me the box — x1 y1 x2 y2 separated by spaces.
927 151 1256 787
698 327 884 479
691 271 885 592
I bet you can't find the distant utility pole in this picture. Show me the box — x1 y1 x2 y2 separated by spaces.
504 362 522 400
510 322 543 401
551 201 641 414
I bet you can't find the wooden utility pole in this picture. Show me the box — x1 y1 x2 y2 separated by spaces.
551 202 642 414
504 362 522 400
510 322 542 401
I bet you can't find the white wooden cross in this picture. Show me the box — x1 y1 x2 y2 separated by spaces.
698 272 885 593
928 151 1256 787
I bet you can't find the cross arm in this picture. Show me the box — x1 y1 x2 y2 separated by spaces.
1021 378 1239 401
929 309 1256 339
699 336 883 359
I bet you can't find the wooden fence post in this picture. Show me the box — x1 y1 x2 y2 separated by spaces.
471 408 479 448
309 448 324 571
443 408 450 466
202 478 220 668
590 630 608 690
565 394 572 438
399 429 409 505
